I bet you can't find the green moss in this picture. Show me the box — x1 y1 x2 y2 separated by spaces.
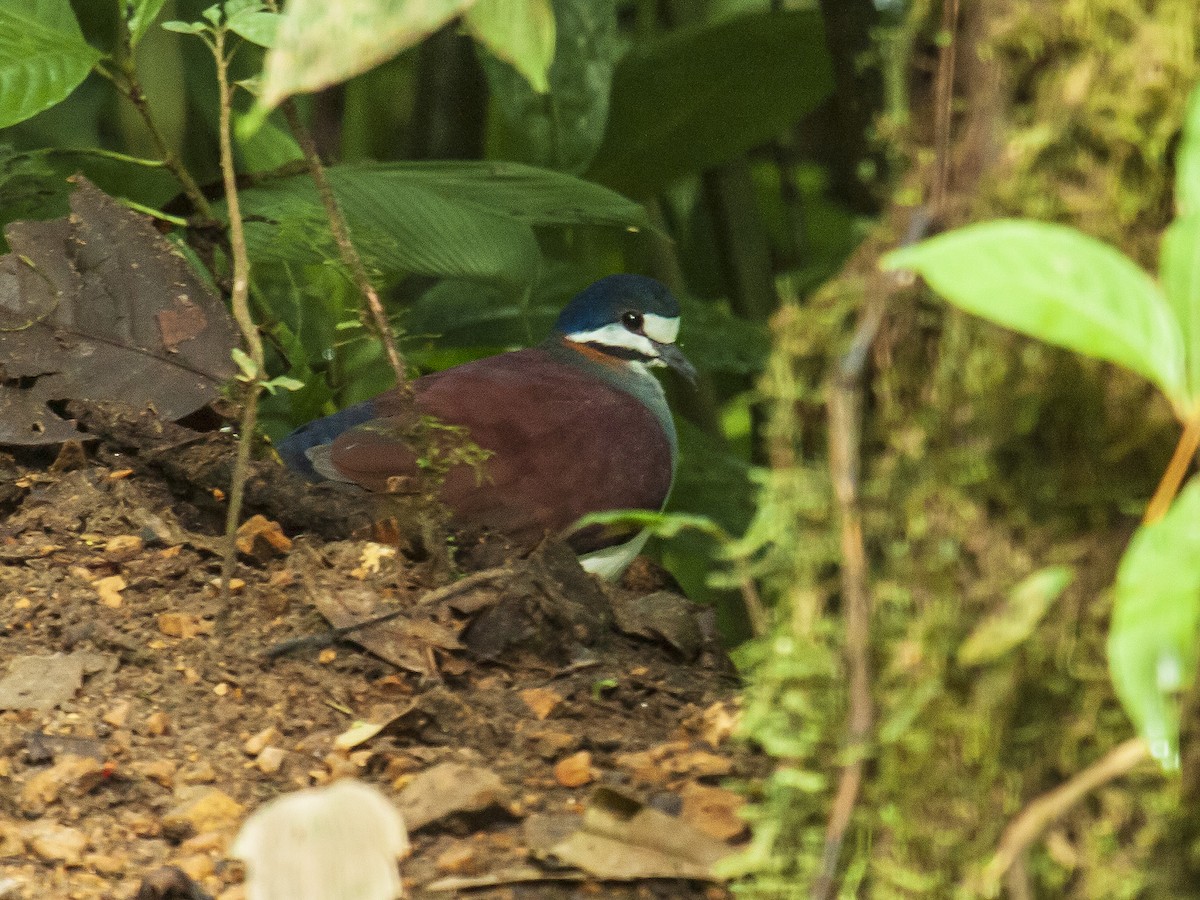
735 1 1200 895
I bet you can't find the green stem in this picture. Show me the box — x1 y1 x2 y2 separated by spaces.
213 27 265 604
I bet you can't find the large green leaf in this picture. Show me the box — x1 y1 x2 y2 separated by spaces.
237 161 649 285
883 220 1189 411
1108 477 1200 768
257 0 473 111
0 0 103 128
586 10 833 198
484 0 618 173
465 0 555 94
1161 213 1200 403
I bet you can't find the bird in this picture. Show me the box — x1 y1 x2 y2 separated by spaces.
276 275 697 578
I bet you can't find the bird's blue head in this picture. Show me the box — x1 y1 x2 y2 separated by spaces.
553 275 697 384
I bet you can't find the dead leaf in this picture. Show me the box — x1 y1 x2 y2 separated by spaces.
396 762 511 831
0 177 237 445
614 741 734 785
235 514 293 560
0 651 111 712
680 782 748 841
527 788 731 880
519 687 563 720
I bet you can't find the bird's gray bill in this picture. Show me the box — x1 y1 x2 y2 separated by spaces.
657 343 698 385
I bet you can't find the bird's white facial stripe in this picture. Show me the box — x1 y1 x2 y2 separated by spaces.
566 323 658 358
642 313 679 344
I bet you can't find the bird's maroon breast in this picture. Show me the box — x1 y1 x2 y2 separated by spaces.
327 348 673 548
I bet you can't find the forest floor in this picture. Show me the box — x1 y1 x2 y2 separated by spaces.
0 405 759 899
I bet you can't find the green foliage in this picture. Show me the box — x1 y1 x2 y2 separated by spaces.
587 10 834 198
884 82 1200 770
883 221 1188 411
256 0 476 112
0 0 103 128
126 0 171 47
463 0 555 95
484 0 618 174
956 565 1074 666
1108 478 1200 768
237 160 649 285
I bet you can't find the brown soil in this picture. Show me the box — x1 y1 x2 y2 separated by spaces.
0 405 758 899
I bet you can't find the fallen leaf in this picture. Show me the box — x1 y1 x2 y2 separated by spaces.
519 687 563 720
527 788 731 880
396 762 511 831
235 514 293 560
680 782 748 841
0 652 95 711
0 177 237 445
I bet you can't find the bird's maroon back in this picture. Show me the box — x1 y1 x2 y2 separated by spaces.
327 348 673 550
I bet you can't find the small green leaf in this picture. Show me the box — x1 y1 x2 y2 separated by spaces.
1161 213 1200 402
231 347 259 381
572 508 729 542
587 10 833 197
0 0 104 128
465 0 555 94
957 566 1074 666
1109 477 1200 769
257 0 475 111
125 0 169 47
161 20 208 35
1176 83 1200 217
883 220 1189 412
228 7 279 48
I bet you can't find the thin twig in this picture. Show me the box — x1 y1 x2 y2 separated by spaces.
99 21 216 223
213 26 264 604
931 0 961 211
266 567 512 658
279 100 407 386
979 738 1150 892
812 209 931 900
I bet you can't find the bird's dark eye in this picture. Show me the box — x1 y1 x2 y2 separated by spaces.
622 311 644 332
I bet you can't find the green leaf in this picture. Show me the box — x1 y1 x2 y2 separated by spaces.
1108 477 1200 768
1176 83 1200 216
586 10 833 198
465 0 555 94
125 0 169 47
0 0 103 128
485 0 618 174
161 20 207 36
257 0 474 111
679 295 770 374
956 566 1074 666
1161 213 1200 402
883 220 1189 411
237 161 649 285
573 508 729 541
228 9 279 48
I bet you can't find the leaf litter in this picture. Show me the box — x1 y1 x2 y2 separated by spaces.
0 408 763 898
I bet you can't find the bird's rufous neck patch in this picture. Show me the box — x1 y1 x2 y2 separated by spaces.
561 338 630 370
